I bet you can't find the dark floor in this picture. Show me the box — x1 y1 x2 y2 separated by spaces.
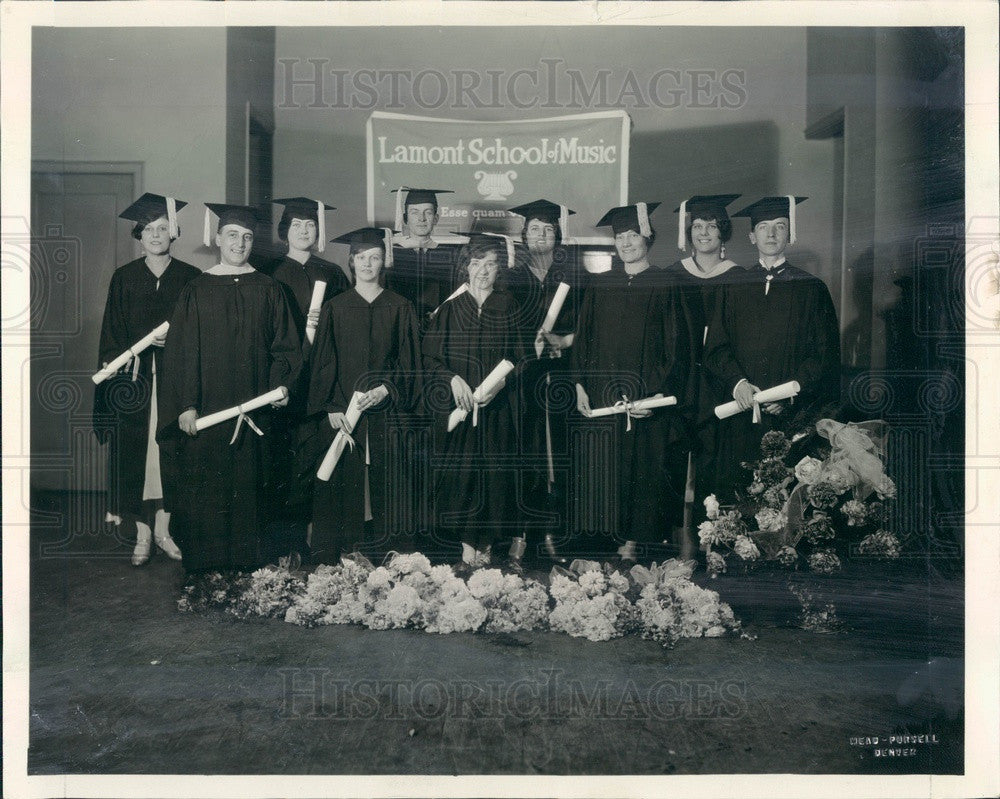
28 492 964 775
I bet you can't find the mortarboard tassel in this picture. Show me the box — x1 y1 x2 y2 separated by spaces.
787 194 796 245
166 197 178 240
637 202 651 239
559 204 570 244
394 187 405 234
203 207 212 248
676 199 687 250
484 232 514 269
383 228 393 268
317 201 326 253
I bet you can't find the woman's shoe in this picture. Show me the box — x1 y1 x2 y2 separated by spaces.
507 536 527 576
132 522 152 566
153 510 183 561
544 533 568 566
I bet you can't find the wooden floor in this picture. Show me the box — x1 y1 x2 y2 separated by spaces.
27 492 964 775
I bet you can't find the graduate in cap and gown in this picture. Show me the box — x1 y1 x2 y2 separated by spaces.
387 187 462 332
504 199 587 568
704 196 841 505
571 203 698 564
307 227 422 565
422 234 524 574
267 197 350 565
664 194 745 542
157 203 301 574
93 193 201 566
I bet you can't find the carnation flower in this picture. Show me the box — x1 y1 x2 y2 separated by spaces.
366 567 392 590
703 494 720 520
820 462 856 495
578 569 608 598
698 520 723 547
808 550 842 574
793 456 823 485
757 458 792 486
840 499 867 526
762 485 788 509
754 507 787 533
714 510 746 543
777 546 798 567
635 578 740 647
806 482 838 509
875 475 897 499
606 571 630 594
467 568 507 601
802 513 835 543
760 430 791 458
748 481 766 496
858 530 901 559
733 535 760 561
706 551 727 576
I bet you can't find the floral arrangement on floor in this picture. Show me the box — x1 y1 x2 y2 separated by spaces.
547 560 636 641
700 418 902 576
179 553 742 646
630 560 741 646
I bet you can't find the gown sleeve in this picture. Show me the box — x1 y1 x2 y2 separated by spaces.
569 284 595 392
268 283 303 397
93 270 128 443
660 283 697 409
421 301 457 382
794 280 841 402
703 282 748 395
392 299 423 412
306 300 342 416
157 282 201 440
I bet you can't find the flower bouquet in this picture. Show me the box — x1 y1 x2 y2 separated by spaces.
629 559 741 647
466 569 550 634
229 565 306 620
284 554 373 627
701 419 901 576
547 559 635 641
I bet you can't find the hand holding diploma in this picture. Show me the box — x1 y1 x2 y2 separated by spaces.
583 393 678 430
317 390 368 481
534 282 571 358
192 386 289 444
305 281 326 345
92 321 170 384
715 380 800 423
447 359 516 432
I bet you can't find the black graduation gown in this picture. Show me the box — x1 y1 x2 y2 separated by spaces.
307 288 422 564
270 254 351 526
156 270 302 572
93 257 201 518
386 242 460 334
505 245 587 536
703 262 841 504
570 265 698 544
663 258 748 514
422 289 523 551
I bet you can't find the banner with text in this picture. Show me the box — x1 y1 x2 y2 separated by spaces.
367 111 629 244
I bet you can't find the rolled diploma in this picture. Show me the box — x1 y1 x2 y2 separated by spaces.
447 359 516 432
714 380 801 420
194 386 288 431
317 390 366 481
587 394 677 418
91 322 169 384
535 282 571 357
305 281 327 344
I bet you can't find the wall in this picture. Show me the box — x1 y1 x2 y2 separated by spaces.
273 26 839 301
32 27 229 269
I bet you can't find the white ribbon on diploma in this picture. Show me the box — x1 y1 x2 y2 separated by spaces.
316 390 368 481
714 380 800 424
305 280 326 344
194 386 288 444
535 282 571 358
447 360 515 432
585 394 677 432
92 322 170 385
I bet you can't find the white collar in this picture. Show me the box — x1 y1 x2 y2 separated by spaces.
207 264 255 275
759 256 787 271
681 256 737 279
392 233 439 251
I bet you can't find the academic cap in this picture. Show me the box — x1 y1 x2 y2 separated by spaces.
119 193 186 239
471 231 514 270
203 203 259 247
734 196 808 244
673 194 741 251
390 187 454 232
273 197 336 253
331 226 394 268
595 202 661 238
509 199 575 242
